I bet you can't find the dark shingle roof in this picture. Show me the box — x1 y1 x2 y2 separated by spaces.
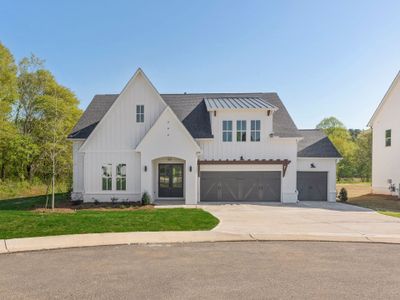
68 94 118 139
298 129 341 158
68 92 301 139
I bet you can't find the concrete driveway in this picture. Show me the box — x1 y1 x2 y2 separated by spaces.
200 202 400 240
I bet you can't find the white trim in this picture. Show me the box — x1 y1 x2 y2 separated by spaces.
368 71 400 127
79 68 168 152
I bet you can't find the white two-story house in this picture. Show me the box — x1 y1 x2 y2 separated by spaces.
368 71 400 196
68 69 341 204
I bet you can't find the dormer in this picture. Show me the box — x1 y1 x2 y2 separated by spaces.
204 96 279 138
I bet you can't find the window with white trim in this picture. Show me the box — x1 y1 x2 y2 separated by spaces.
102 164 112 190
236 120 246 142
116 164 126 191
385 129 391 147
222 120 232 142
251 120 261 142
136 105 144 123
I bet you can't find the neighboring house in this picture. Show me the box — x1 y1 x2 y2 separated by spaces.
368 71 400 196
68 69 341 204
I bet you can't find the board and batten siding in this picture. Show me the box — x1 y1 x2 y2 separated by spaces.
72 140 84 200
371 75 400 195
197 109 299 203
78 72 167 202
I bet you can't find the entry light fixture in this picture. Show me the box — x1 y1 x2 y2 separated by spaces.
189 166 192 172
240 156 244 161
310 163 316 169
144 165 147 172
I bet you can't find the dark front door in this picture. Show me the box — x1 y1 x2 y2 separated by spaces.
158 164 184 198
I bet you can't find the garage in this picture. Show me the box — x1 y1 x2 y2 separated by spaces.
297 172 328 201
200 171 281 202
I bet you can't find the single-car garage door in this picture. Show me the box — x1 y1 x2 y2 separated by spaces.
200 171 281 202
297 172 327 201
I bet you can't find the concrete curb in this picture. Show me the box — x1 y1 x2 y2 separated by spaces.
2 231 400 254
0 240 7 254
3 231 253 253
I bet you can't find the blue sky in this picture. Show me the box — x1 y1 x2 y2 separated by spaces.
2 0 400 129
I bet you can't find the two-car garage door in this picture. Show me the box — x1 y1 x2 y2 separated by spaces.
200 171 281 202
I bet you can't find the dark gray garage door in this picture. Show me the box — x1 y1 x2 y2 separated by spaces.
297 172 327 201
200 171 281 202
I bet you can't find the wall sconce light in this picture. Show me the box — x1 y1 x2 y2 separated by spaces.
240 156 244 161
144 165 147 172
189 166 192 172
310 163 316 169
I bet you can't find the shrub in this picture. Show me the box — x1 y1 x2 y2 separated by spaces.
338 188 348 202
141 192 151 205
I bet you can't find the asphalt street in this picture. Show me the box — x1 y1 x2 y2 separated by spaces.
1 241 400 299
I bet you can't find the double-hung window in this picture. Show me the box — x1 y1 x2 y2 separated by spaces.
236 120 246 142
385 129 392 147
251 120 261 142
222 120 232 142
102 164 112 190
116 164 127 191
136 105 144 123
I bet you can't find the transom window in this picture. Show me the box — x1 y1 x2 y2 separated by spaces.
236 120 246 142
222 120 232 142
251 120 261 142
136 105 144 123
116 164 127 191
102 164 112 190
385 129 391 147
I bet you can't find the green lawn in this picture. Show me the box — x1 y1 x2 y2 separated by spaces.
379 211 400 218
0 195 219 239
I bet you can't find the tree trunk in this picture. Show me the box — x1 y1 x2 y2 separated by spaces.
0 163 5 180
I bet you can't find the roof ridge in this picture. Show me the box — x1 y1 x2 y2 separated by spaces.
160 92 277 96
298 129 323 131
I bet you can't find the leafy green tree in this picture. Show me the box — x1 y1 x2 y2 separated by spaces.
354 130 372 181
0 42 18 119
11 55 81 182
348 129 361 141
0 43 18 179
316 117 357 179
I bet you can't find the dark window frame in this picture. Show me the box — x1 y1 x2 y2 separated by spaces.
251 120 261 142
136 105 144 123
236 120 247 142
222 120 233 142
385 129 392 147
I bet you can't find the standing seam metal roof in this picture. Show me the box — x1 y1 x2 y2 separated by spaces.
204 97 277 110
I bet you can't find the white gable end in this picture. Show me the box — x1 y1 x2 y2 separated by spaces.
136 107 201 157
80 69 167 152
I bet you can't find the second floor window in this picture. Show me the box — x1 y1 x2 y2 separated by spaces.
237 120 246 142
385 129 391 147
251 120 261 142
102 164 112 190
222 120 232 142
116 164 127 191
136 105 144 123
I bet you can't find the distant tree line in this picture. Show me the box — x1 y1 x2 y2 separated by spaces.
0 42 81 189
316 117 372 181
